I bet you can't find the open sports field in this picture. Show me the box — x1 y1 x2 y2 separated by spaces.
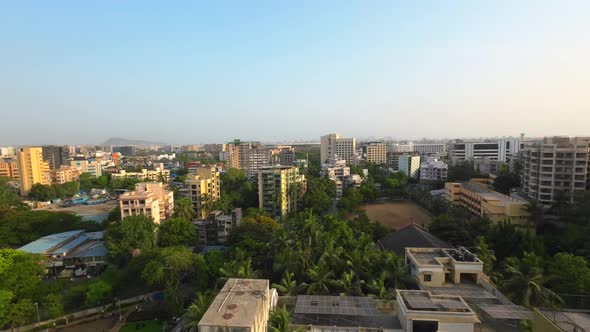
361 200 433 229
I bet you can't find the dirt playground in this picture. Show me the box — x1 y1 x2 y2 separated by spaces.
361 200 433 229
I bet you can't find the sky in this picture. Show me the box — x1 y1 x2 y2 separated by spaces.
1 1 589 145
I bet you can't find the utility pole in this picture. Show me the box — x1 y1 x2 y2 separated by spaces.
34 302 41 327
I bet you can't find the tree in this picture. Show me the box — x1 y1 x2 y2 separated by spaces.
546 252 590 296
8 299 35 328
104 215 156 265
272 271 308 296
502 252 562 307
306 261 335 295
269 306 292 332
28 183 56 201
85 280 112 306
158 217 197 247
141 247 206 315
43 293 64 318
0 250 46 300
300 177 335 214
174 197 195 221
492 168 520 195
184 292 215 330
474 236 496 275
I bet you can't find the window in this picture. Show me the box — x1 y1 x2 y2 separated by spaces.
424 274 432 282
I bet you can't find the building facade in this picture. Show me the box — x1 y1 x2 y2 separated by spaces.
119 182 174 224
362 142 387 164
195 209 242 245
111 165 170 182
420 158 448 182
226 140 270 177
258 166 305 219
185 166 221 219
449 138 521 165
70 159 103 177
445 182 529 226
398 155 421 179
112 146 137 156
17 147 51 196
0 158 19 179
52 166 82 184
42 145 70 171
320 133 356 165
522 136 590 205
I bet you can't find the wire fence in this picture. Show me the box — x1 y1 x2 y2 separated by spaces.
540 309 586 332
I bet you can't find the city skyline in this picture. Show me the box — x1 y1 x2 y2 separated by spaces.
1 1 590 145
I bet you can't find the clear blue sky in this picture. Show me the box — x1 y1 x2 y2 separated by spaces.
1 1 589 145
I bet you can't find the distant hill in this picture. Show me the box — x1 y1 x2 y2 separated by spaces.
102 137 167 146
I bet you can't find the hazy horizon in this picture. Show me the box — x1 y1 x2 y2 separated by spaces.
1 1 589 145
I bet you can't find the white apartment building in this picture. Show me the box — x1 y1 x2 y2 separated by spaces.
320 133 356 165
399 155 421 179
389 143 446 155
52 166 82 184
420 158 448 182
321 159 350 197
362 142 387 164
449 138 520 165
119 182 174 224
522 136 590 204
70 159 103 177
111 164 170 182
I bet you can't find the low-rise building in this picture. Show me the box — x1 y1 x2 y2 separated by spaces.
405 247 534 331
185 166 221 219
119 182 174 224
70 158 103 177
195 209 242 246
52 166 82 184
445 182 529 226
111 164 170 182
199 278 270 332
18 230 107 277
420 158 448 182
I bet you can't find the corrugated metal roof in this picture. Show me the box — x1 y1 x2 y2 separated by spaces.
18 230 84 254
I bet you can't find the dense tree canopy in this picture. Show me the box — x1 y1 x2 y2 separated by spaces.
158 217 197 247
105 215 157 266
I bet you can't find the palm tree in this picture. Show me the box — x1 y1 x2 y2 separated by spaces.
368 276 396 300
502 252 562 308
306 261 335 295
475 236 496 275
184 292 214 330
199 193 214 219
334 271 364 296
174 197 195 221
382 254 416 289
272 271 308 296
269 306 292 332
219 258 261 281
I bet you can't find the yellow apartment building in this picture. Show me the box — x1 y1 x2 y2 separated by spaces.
17 147 51 196
185 166 221 219
258 166 305 219
0 159 19 180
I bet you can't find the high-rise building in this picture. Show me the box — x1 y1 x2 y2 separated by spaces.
42 145 70 171
17 147 51 196
320 133 356 165
52 166 82 184
119 182 174 224
449 138 520 165
199 279 270 332
362 142 387 164
0 158 19 180
398 155 421 179
420 158 448 182
185 166 221 219
270 146 295 166
112 146 137 156
258 166 305 219
226 140 269 177
321 159 350 197
522 136 590 205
